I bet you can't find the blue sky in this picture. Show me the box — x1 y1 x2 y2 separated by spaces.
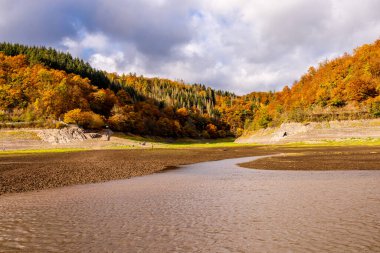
1 0 380 94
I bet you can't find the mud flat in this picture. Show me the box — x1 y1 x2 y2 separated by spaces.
0 147 272 195
0 156 379 252
240 146 380 170
0 146 379 195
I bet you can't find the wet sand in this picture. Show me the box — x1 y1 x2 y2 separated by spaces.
1 146 379 195
0 147 272 195
241 147 380 170
1 156 379 252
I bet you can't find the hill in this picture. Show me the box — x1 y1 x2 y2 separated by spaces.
243 39 380 132
0 52 231 138
0 40 379 139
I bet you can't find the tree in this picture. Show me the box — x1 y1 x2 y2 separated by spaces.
63 109 104 129
206 123 218 138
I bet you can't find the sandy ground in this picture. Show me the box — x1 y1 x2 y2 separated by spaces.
1 146 379 195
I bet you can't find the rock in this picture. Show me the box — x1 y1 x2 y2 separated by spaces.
38 127 87 144
86 133 102 138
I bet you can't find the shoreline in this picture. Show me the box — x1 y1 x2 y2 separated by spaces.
1 145 380 196
0 147 275 195
239 148 380 171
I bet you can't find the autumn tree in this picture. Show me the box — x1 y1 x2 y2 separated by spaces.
64 109 104 129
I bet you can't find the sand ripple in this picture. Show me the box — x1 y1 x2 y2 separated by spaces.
0 156 380 252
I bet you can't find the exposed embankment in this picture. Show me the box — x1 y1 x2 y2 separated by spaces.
0 127 151 150
236 119 380 144
37 127 88 143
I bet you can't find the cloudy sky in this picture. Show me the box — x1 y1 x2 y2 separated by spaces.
1 0 379 94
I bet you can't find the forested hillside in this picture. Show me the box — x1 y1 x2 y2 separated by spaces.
243 39 380 131
0 52 230 137
0 53 229 138
0 43 111 89
0 40 379 138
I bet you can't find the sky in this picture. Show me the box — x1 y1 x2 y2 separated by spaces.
1 0 380 94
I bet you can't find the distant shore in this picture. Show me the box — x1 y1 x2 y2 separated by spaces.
1 145 379 195
236 118 380 145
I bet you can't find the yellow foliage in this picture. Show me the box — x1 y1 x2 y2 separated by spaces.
64 109 104 129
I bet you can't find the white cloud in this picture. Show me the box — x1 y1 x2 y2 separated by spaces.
4 0 379 94
90 52 124 73
61 30 109 57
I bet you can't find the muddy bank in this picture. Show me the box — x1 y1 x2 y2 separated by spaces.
2 157 379 252
0 147 274 195
1 146 380 195
240 147 380 170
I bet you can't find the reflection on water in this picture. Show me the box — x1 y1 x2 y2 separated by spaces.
0 156 380 252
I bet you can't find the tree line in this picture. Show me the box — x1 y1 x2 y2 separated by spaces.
242 39 380 132
0 40 379 138
0 52 229 138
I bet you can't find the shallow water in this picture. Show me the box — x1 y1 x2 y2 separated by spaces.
0 156 380 252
